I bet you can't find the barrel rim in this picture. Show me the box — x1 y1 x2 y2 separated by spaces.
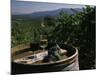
12 47 78 66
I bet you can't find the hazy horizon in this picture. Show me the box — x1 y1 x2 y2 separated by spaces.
11 0 87 15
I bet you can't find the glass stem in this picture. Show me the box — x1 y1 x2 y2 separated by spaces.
43 48 45 51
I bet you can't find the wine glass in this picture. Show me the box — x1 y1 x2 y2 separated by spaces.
39 35 48 51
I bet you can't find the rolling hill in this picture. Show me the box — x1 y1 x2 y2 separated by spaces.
12 8 83 19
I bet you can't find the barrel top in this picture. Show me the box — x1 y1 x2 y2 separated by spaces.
12 44 78 66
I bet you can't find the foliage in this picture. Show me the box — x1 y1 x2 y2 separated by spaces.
11 19 42 47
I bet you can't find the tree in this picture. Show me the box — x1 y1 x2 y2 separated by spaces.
73 6 96 69
50 10 74 44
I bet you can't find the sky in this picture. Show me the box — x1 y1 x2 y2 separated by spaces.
11 0 86 15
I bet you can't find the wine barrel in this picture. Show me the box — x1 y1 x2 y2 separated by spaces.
11 43 79 74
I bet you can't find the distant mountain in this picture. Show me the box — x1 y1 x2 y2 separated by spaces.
12 8 83 19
